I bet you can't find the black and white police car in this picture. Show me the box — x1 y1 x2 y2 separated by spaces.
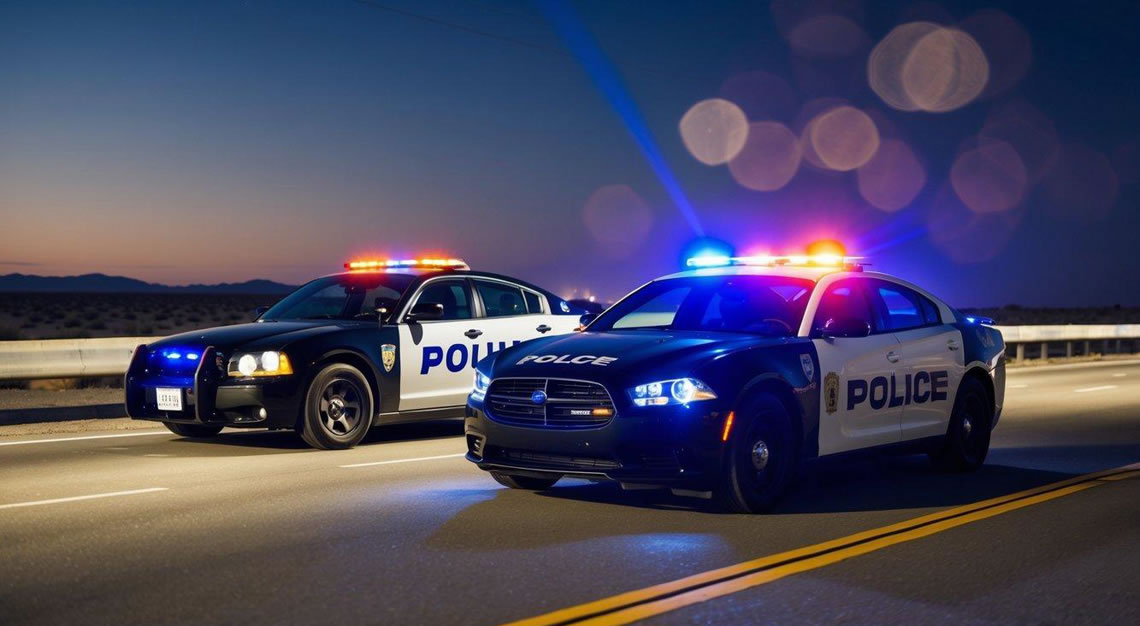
125 258 582 449
465 252 1005 512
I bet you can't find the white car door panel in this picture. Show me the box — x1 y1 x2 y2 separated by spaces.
811 278 905 455
896 325 964 440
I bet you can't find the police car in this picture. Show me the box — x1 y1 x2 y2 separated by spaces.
465 252 1005 512
125 258 582 449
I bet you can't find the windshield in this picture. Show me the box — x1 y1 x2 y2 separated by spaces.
260 273 416 322
591 275 815 336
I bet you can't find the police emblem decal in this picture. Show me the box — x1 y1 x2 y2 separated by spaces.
381 344 397 373
800 354 815 380
531 390 547 405
824 372 839 415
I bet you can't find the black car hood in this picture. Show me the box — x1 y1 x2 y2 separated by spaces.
148 321 346 351
488 329 787 381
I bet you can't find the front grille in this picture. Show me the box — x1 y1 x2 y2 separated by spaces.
485 378 616 428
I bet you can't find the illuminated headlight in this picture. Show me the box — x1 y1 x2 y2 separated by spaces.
228 351 293 377
628 378 717 407
471 371 491 400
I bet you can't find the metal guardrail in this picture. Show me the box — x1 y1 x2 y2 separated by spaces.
0 325 1138 380
0 337 156 381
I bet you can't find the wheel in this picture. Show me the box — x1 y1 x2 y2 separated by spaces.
490 471 560 490
164 422 224 438
714 393 799 513
930 376 992 472
299 363 375 450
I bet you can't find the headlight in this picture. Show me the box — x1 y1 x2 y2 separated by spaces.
471 371 491 400
228 351 293 377
628 378 716 407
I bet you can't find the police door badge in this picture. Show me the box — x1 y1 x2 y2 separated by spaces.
799 354 814 380
824 372 839 414
381 344 397 373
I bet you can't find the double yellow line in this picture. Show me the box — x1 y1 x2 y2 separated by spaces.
507 463 1139 626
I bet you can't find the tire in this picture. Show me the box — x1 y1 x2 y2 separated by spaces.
490 471 560 490
299 363 375 450
714 393 799 513
930 376 992 472
164 422 224 438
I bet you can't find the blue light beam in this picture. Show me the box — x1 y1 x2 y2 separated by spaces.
537 0 704 236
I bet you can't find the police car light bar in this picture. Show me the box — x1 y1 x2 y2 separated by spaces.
685 254 864 270
345 258 469 271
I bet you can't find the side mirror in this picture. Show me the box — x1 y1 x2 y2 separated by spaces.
576 313 598 331
821 317 871 338
406 302 444 322
253 305 270 320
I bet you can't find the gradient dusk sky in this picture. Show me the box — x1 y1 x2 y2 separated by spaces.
1 0 1137 306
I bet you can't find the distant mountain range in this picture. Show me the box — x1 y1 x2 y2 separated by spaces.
0 273 297 294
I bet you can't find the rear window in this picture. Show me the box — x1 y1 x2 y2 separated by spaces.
476 280 527 317
870 281 927 332
523 290 544 314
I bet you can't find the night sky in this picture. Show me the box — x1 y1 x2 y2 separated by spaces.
1 0 1137 307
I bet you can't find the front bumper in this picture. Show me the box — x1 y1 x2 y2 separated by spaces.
464 402 731 489
125 345 304 429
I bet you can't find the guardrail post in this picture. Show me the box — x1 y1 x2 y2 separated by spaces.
1083 340 1091 355
1015 343 1025 361
1117 339 1123 354
1040 342 1048 360
1065 341 1073 358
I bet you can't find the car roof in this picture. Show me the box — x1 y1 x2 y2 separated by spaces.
324 269 568 304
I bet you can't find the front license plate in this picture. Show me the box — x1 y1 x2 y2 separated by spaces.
156 388 183 411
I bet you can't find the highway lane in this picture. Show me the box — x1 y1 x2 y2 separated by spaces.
1 361 1138 625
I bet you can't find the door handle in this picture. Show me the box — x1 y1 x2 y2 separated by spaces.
464 329 483 339
536 324 552 334
886 351 900 363
947 340 960 351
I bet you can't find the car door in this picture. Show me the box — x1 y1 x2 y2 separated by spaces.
867 279 964 442
811 277 904 455
397 278 480 411
469 279 555 365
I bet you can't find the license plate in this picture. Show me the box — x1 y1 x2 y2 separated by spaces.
156 388 183 411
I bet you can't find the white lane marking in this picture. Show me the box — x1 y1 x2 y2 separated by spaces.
0 488 168 510
1074 385 1118 393
339 453 466 468
0 431 169 447
1112 373 1127 377
1008 384 1029 389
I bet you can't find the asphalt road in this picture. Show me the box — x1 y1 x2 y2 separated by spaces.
1 361 1138 625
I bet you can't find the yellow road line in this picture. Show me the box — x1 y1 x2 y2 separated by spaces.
507 462 1138 626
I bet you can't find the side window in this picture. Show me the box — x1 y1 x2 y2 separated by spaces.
812 279 874 335
523 290 544 314
918 295 942 325
476 280 527 317
869 281 926 332
413 280 472 321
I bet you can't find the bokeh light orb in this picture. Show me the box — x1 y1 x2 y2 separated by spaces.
868 21 941 112
901 27 989 112
582 184 653 256
951 140 1028 214
856 139 926 212
679 98 749 166
809 106 880 171
728 121 802 191
869 22 988 113
1043 144 1120 220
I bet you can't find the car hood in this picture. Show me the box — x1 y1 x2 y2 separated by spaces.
488 329 786 382
148 321 345 351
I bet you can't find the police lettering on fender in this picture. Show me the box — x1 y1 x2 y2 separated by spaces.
846 370 949 411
